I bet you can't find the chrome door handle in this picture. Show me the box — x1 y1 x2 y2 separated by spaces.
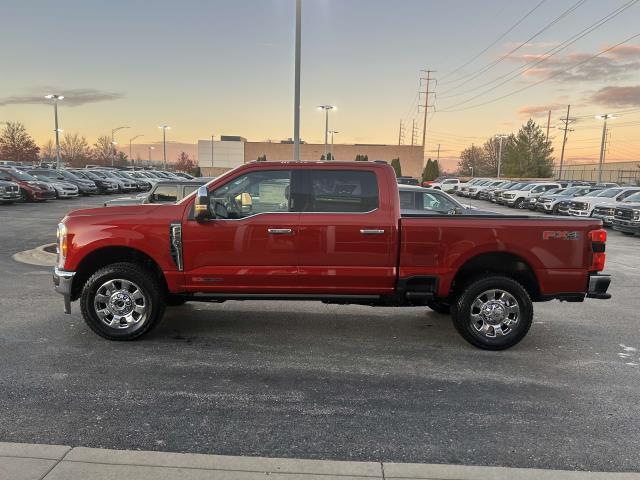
268 228 293 235
360 229 385 235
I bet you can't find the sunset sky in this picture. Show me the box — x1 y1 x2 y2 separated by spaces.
1 0 639 171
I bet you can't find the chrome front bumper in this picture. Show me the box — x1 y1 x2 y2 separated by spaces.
53 267 76 314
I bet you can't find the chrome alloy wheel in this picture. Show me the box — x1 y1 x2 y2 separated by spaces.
93 279 148 329
469 289 520 338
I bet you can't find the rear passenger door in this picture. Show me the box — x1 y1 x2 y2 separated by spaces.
294 168 397 294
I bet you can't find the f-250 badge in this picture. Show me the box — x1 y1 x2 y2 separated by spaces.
542 231 580 240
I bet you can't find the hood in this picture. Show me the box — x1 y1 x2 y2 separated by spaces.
52 181 76 188
617 202 640 209
0 180 18 187
66 203 165 218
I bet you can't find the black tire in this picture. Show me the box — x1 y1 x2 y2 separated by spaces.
80 262 166 340
621 231 635 236
514 198 526 209
21 190 30 202
165 295 187 307
552 205 559 215
451 275 533 350
427 299 451 315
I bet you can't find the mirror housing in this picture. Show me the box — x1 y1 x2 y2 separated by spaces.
194 185 212 223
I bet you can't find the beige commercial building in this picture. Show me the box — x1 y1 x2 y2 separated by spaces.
198 138 425 178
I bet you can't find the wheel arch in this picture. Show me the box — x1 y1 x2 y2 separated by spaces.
71 246 168 301
450 251 541 301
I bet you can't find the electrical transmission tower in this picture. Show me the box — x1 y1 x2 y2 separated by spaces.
418 70 436 164
411 119 419 146
398 120 405 145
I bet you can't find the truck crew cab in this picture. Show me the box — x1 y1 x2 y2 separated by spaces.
54 162 611 350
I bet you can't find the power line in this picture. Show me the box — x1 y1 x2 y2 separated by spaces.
439 0 587 93
439 0 548 82
439 0 639 103
439 31 640 113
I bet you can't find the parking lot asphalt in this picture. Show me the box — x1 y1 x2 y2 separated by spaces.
0 194 639 472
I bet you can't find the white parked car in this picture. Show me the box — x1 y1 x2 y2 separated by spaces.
569 187 640 218
457 178 491 197
428 178 460 193
501 182 561 209
467 179 504 199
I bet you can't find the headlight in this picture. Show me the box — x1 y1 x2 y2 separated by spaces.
56 223 68 268
634 210 640 221
0 186 5 194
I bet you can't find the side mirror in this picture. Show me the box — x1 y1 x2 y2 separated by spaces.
194 185 212 223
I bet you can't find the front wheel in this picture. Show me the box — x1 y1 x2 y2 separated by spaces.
514 198 526 209
451 276 533 350
80 262 166 340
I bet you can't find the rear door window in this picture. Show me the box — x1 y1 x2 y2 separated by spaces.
150 185 179 203
294 170 379 213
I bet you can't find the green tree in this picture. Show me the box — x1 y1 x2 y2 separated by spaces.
0 122 39 163
91 136 113 165
432 159 440 178
256 154 267 162
502 119 554 177
325 152 333 160
355 154 368 161
422 158 434 182
390 158 402 177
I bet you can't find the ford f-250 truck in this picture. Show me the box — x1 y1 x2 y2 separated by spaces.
53 162 611 350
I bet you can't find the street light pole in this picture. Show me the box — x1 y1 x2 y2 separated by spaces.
329 130 338 159
129 134 144 165
158 125 170 170
293 0 301 161
496 134 508 179
211 134 214 165
111 126 130 167
596 114 614 183
45 94 64 169
148 146 155 165
317 105 334 158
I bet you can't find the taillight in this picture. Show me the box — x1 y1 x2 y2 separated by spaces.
589 228 606 272
589 229 607 243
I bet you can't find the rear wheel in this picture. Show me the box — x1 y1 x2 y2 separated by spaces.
80 262 165 340
451 276 533 350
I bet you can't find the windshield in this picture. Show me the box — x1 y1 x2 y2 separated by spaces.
6 169 37 181
623 192 640 203
59 170 82 181
521 184 536 191
596 188 623 198
562 186 583 195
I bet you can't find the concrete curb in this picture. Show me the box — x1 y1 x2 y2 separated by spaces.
12 243 57 267
1 442 639 480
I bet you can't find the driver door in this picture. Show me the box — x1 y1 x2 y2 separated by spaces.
181 168 300 293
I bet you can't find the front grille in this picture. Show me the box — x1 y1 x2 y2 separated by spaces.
615 208 634 220
558 202 570 211
7 185 18 193
570 201 587 210
539 198 552 203
594 207 615 216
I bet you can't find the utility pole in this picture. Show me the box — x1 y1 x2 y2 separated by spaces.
148 146 154 165
398 119 405 145
293 0 301 161
111 126 130 167
129 134 143 166
158 125 170 170
557 105 575 180
211 134 215 165
436 144 440 162
419 69 436 167
45 94 64 169
329 130 338 159
546 110 551 139
317 105 334 158
596 114 615 183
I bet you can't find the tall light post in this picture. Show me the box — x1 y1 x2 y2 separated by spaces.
44 94 64 169
495 134 509 179
329 130 339 160
129 134 144 165
293 0 301 161
158 125 170 170
147 146 155 165
211 135 219 167
317 105 335 158
111 126 130 166
596 114 615 183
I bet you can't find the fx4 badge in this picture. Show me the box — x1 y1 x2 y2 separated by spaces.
542 231 580 240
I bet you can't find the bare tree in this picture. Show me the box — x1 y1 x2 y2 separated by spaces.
92 135 112 165
0 122 39 163
41 139 55 160
61 133 90 167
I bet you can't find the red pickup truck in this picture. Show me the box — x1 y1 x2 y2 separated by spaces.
53 162 611 350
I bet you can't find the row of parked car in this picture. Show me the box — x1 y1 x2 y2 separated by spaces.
0 164 197 204
453 177 640 236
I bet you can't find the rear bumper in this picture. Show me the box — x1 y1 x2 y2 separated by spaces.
587 274 611 300
53 267 75 313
